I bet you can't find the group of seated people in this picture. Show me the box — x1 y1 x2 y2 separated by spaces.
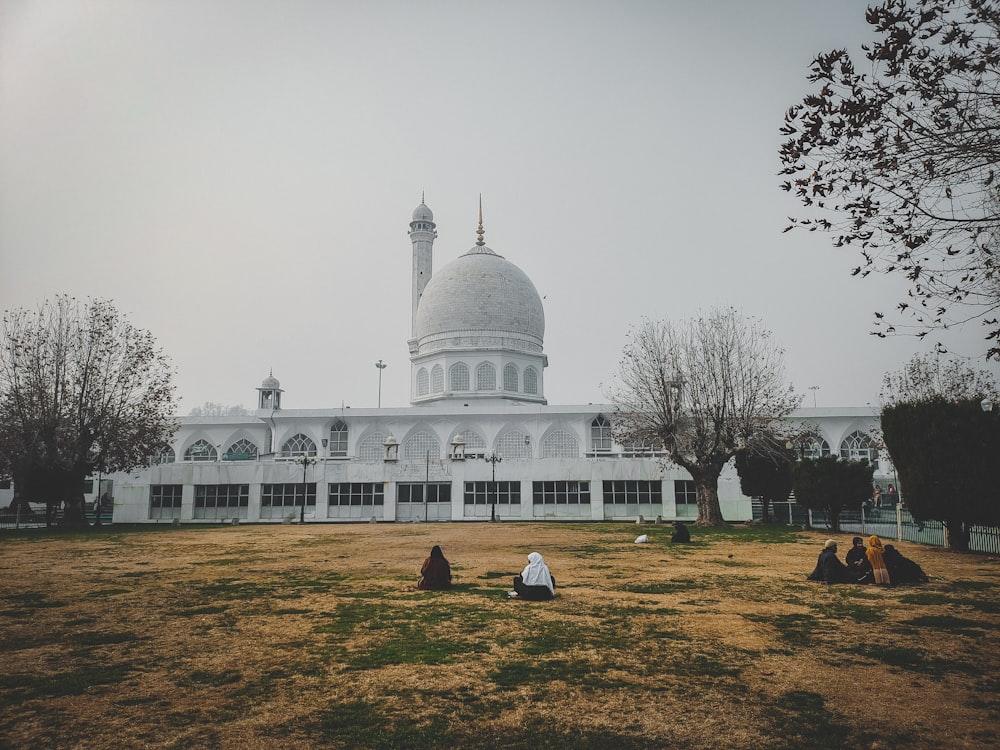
417 546 556 600
420 532 930 599
808 535 929 585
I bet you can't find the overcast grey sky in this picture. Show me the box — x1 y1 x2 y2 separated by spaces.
2 0 996 413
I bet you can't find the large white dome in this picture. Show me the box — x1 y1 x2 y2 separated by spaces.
414 245 544 350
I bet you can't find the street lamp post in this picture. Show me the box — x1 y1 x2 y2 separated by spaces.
294 454 317 523
483 452 502 522
809 385 820 408
375 360 387 408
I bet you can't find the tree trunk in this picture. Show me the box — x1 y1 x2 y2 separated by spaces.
59 494 89 528
944 520 971 552
828 507 841 533
694 476 726 526
760 498 771 523
7 493 33 516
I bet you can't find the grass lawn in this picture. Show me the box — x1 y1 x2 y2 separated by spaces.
1 522 998 749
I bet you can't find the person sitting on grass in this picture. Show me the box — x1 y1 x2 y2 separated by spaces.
417 545 452 590
883 544 929 584
866 535 892 586
510 552 555 600
671 521 691 543
807 539 861 584
845 536 874 584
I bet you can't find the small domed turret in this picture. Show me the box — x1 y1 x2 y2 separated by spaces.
257 371 283 410
412 202 434 223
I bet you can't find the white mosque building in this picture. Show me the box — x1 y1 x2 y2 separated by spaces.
100 200 888 524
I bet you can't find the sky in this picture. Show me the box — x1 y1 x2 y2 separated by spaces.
2 0 997 413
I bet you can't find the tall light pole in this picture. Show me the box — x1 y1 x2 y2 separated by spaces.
483 452 502 522
293 454 317 523
809 385 820 408
375 360 387 408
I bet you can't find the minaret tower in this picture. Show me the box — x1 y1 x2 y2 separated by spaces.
408 194 437 348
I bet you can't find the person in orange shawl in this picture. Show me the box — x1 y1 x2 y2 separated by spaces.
866 535 891 585
417 545 452 590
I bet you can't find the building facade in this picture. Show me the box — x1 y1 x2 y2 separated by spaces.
84 201 890 524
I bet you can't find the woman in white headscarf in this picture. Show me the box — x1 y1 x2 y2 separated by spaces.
511 552 555 600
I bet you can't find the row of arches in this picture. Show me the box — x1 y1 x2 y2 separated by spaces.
153 420 351 463
796 430 879 463
156 423 585 464
155 418 879 466
415 362 539 397
588 415 880 464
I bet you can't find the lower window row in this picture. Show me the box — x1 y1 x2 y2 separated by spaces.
151 480 698 511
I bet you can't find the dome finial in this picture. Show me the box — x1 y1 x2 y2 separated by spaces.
476 194 485 246
421 190 425 204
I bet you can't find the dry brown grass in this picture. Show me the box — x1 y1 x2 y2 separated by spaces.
1 522 998 750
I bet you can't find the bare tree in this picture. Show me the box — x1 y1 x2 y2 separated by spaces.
189 402 249 417
0 297 177 525
609 309 801 525
881 352 999 405
780 0 1000 356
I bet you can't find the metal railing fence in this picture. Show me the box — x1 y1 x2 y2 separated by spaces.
755 500 1000 554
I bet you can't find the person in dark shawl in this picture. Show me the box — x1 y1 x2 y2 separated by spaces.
883 544 929 583
511 552 556 600
418 545 452 590
845 536 874 584
807 540 858 584
671 521 691 543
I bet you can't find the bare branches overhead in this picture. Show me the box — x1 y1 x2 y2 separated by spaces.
780 0 1000 357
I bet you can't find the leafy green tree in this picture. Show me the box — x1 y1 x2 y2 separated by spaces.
780 0 1000 356
792 456 874 533
609 309 801 525
881 354 1000 550
0 296 177 526
735 437 796 523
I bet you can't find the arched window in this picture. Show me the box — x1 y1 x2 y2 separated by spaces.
281 433 317 457
795 434 831 459
591 415 612 452
841 431 877 465
431 365 444 393
524 367 538 394
454 429 487 458
476 362 496 391
403 431 441 460
150 444 175 465
329 420 348 457
450 363 470 391
542 430 579 458
416 368 429 396
503 363 519 392
184 439 217 462
224 438 258 460
495 431 530 459
358 431 387 461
